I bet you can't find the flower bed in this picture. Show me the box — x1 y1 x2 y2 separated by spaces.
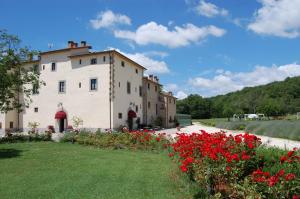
169 130 300 198
61 130 170 151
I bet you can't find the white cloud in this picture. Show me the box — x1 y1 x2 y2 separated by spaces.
248 0 300 38
143 51 169 58
196 0 228 18
176 91 188 99
90 10 131 29
125 53 170 74
189 63 300 97
108 47 170 74
165 83 179 92
114 22 226 48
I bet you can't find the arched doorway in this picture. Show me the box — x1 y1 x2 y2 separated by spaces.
127 110 137 130
55 111 67 132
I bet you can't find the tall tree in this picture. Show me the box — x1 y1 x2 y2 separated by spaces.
0 29 41 113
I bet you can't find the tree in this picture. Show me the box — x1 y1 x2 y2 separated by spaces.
0 30 41 113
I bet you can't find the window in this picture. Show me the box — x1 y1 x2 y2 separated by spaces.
0 122 2 129
148 101 150 109
118 113 122 119
148 83 150 90
33 64 39 74
79 59 82 64
155 85 157 92
51 63 56 71
79 82 81 88
90 78 98 91
135 69 138 74
174 99 176 104
90 58 97 65
127 81 131 94
136 105 138 113
33 84 39 94
156 104 158 115
43 65 45 70
139 86 142 97
169 98 171 103
119 82 121 88
103 56 106 62
121 61 125 67
34 107 38 112
59 81 66 93
10 122 13 129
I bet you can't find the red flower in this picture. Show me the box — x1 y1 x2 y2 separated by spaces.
156 137 161 142
226 166 231 171
168 153 174 157
280 156 287 163
241 153 251 161
268 176 279 187
231 153 239 162
180 165 187 172
288 150 295 157
293 195 299 199
285 173 296 181
278 169 285 177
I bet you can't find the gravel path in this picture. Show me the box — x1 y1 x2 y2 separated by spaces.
157 123 300 150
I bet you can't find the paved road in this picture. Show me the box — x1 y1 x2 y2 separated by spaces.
157 123 300 150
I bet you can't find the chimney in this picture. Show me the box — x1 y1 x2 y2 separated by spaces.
154 76 158 82
68 41 74 48
80 41 87 47
149 74 153 80
168 91 173 96
74 42 78 48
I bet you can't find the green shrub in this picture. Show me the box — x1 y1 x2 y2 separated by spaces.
0 133 51 143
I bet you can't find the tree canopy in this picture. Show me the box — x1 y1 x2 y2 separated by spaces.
0 30 41 113
177 76 300 119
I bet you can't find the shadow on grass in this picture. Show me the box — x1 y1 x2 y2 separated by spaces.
0 148 22 159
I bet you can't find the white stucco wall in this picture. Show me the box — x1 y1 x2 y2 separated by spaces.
112 54 144 129
0 113 5 133
142 78 160 126
165 96 177 128
20 50 111 131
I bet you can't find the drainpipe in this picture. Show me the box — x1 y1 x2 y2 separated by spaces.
109 51 112 130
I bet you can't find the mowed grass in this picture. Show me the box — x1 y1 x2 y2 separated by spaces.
0 142 198 199
194 118 300 140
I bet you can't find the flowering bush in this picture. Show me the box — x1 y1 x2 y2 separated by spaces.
250 147 300 198
169 130 299 198
62 130 170 151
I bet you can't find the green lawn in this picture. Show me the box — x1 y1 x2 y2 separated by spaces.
194 118 300 140
0 142 198 199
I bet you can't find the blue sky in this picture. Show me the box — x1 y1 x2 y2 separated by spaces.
1 0 300 98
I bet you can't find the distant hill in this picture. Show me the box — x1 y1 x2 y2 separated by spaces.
177 76 300 119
